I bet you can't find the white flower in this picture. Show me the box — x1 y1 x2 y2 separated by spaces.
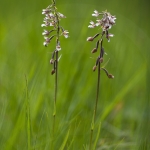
56 42 61 51
95 22 101 26
43 37 50 46
42 9 51 15
49 13 54 17
62 30 69 38
88 20 96 28
109 16 116 24
58 12 66 18
42 30 50 36
90 21 95 25
88 25 95 28
92 10 99 17
92 14 99 17
50 21 56 26
56 45 61 51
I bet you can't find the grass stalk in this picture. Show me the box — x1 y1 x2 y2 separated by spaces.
25 75 31 150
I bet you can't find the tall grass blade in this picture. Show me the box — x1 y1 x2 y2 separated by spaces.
59 128 70 150
101 64 146 121
25 75 31 150
92 122 101 150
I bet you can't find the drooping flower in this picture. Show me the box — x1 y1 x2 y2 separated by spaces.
92 10 100 17
62 30 69 38
88 21 96 28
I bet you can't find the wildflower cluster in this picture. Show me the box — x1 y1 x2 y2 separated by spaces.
87 10 116 79
41 1 69 75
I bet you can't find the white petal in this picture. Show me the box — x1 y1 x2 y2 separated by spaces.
94 10 99 14
90 21 94 25
64 35 68 38
43 42 48 46
92 14 97 17
108 34 114 37
56 46 61 51
92 13 99 17
95 23 100 26
41 24 46 27
88 25 94 28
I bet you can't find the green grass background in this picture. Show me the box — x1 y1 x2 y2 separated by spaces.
0 0 150 149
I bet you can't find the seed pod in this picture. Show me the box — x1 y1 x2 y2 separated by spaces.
108 74 114 79
50 59 54 64
93 65 97 71
51 69 55 75
99 58 103 63
87 37 94 41
91 48 97 53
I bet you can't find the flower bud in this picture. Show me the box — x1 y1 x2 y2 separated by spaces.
99 58 103 63
50 59 54 64
91 48 97 53
87 37 94 41
93 65 97 71
51 69 55 75
108 74 114 79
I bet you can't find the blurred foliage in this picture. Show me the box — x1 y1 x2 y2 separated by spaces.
0 0 150 149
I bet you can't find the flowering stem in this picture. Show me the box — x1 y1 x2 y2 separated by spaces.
89 38 103 150
88 10 116 150
52 2 60 149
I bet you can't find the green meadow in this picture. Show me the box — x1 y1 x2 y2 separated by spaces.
0 0 150 149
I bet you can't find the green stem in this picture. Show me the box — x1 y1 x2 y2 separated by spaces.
89 38 103 150
94 61 101 122
89 129 93 150
52 2 60 149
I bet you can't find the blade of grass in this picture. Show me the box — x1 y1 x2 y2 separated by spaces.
25 75 31 150
4 90 26 150
59 128 70 150
92 122 101 150
67 138 74 150
101 64 146 121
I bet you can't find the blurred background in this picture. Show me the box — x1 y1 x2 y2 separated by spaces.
0 0 150 149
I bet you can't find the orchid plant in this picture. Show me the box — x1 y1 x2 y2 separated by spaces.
41 0 69 148
87 10 116 149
